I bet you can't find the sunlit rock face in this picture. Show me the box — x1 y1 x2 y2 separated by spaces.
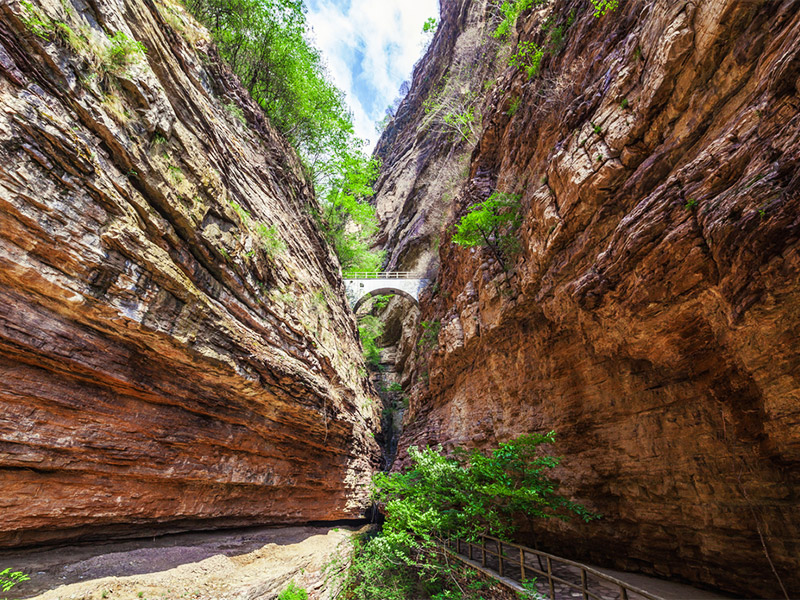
0 0 380 548
376 0 800 597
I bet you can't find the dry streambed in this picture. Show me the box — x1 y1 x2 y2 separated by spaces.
4 526 360 600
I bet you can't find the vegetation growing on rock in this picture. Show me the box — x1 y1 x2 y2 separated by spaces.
184 0 383 272
452 191 522 271
335 433 594 599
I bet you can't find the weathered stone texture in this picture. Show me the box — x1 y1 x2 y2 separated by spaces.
379 0 800 597
0 0 380 548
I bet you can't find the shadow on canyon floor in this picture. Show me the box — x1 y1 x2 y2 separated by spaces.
2 524 366 599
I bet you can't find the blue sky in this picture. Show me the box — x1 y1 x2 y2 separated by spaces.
306 0 439 150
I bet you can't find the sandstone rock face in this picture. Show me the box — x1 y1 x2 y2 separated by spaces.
377 0 800 597
0 0 380 548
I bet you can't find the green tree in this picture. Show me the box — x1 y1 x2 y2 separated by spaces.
338 434 596 599
318 155 385 273
375 432 597 542
183 0 383 272
452 191 522 270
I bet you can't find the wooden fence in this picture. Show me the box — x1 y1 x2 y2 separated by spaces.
446 534 665 600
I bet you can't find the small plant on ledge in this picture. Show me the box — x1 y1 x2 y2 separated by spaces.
277 581 308 600
1 568 30 597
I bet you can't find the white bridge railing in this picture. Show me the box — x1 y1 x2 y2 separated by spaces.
343 271 421 280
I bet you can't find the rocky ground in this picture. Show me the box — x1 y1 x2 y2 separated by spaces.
2 525 362 600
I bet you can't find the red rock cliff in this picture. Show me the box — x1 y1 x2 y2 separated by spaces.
0 0 380 548
375 0 800 597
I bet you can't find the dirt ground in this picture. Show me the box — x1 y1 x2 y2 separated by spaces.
1 525 364 600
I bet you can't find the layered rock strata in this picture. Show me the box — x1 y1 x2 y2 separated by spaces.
376 0 800 597
0 0 380 548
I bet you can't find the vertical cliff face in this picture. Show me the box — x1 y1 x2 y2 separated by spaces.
0 0 380 548
373 0 505 277
375 0 800 597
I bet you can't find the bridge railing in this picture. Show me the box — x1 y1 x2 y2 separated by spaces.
343 271 419 280
446 534 664 600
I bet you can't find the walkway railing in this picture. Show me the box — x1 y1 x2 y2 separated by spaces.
343 271 420 279
445 534 665 600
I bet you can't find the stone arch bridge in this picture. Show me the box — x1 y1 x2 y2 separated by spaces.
344 272 428 311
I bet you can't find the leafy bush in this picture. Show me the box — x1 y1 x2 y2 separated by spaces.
358 315 384 367
372 294 394 311
422 17 437 33
509 41 544 79
423 83 480 143
375 432 598 542
417 320 441 350
589 0 619 18
452 191 522 270
317 156 385 272
103 31 147 73
442 107 477 141
277 581 307 600
336 434 595 599
493 0 545 39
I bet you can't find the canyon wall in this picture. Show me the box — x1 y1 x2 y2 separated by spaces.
0 0 380 548
375 0 800 597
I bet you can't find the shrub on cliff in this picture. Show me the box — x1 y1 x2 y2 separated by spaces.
316 154 385 273
183 0 383 272
452 191 522 271
358 315 384 367
493 0 546 39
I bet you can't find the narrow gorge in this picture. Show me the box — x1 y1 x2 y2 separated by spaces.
1 0 798 599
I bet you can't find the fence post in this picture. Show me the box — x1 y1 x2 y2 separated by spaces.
581 568 588 600
498 540 504 577
520 547 526 582
469 541 473 560
547 556 555 600
620 585 629 600
482 537 486 567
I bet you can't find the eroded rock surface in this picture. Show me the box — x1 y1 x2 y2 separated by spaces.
377 0 800 597
0 0 380 549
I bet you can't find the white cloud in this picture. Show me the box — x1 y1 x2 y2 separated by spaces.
306 0 439 151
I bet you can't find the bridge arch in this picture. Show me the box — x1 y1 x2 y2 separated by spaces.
344 273 428 310
352 287 419 313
